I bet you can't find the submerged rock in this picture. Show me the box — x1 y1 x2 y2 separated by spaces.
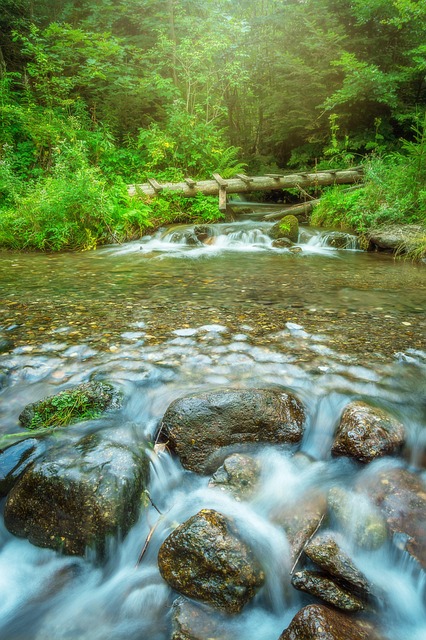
193 225 212 243
4 432 150 557
279 604 384 640
160 389 305 473
272 237 293 248
171 597 233 640
323 231 358 249
208 453 260 500
0 438 45 498
304 532 371 597
328 487 387 550
291 570 365 611
358 467 426 569
19 381 122 430
332 402 405 463
158 509 264 613
270 215 299 242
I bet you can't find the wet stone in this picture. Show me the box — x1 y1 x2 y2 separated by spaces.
272 238 293 248
304 532 371 597
358 467 426 569
291 570 365 611
332 402 406 463
327 487 387 550
0 438 45 498
158 509 265 613
208 453 260 500
279 604 385 640
4 431 150 557
160 388 305 473
171 597 233 640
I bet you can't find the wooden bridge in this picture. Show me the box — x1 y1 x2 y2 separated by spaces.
128 167 363 213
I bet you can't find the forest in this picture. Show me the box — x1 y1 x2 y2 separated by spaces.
0 0 425 253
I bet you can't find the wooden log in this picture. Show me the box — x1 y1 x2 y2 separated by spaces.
185 178 197 188
128 169 363 198
263 200 321 220
212 172 228 188
235 173 253 184
147 178 163 192
218 187 227 212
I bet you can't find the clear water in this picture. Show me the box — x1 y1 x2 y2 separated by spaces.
0 221 425 639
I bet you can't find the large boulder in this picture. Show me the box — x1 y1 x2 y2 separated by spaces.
158 509 264 613
304 532 371 597
208 453 260 500
331 402 405 463
279 604 384 640
291 570 365 611
160 389 305 473
19 381 122 430
367 224 423 252
4 431 150 557
269 215 299 242
358 467 426 569
0 438 45 497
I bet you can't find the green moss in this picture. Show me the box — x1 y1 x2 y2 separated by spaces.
19 382 121 430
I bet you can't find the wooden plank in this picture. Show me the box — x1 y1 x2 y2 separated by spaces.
236 173 253 184
185 178 197 188
147 178 163 192
218 186 227 212
212 172 228 188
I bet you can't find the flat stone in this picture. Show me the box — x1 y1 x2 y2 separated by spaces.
291 570 365 611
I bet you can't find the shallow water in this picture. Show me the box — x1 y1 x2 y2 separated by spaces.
0 220 425 639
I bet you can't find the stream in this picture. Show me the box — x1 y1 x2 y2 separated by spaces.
0 219 425 639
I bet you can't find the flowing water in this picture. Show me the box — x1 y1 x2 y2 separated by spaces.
0 219 425 639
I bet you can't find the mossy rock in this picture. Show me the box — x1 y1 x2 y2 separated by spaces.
19 381 122 431
270 215 299 242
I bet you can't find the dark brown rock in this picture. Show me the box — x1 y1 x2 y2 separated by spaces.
4 432 150 557
171 597 232 640
272 238 293 248
332 402 405 463
305 532 371 597
208 453 260 500
358 467 426 569
279 604 384 640
158 509 264 613
160 389 305 473
291 570 365 611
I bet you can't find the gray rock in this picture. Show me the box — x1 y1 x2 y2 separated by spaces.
305 532 371 597
323 231 358 249
158 509 264 613
4 432 150 557
279 604 385 640
160 388 305 473
208 453 260 500
291 570 365 611
0 438 45 498
171 597 232 640
367 224 423 252
332 401 405 463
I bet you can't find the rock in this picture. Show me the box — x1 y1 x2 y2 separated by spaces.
328 487 387 550
0 438 45 498
304 532 371 597
171 597 232 640
158 509 264 613
193 225 212 243
289 246 302 254
272 238 293 248
367 224 423 252
279 604 384 640
4 431 150 557
331 402 405 463
273 492 327 563
270 215 299 242
291 570 365 611
160 389 305 473
358 467 426 569
0 337 13 354
323 231 358 249
170 231 202 245
19 381 122 430
208 453 260 500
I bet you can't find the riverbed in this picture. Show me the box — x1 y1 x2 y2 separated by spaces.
0 220 425 639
